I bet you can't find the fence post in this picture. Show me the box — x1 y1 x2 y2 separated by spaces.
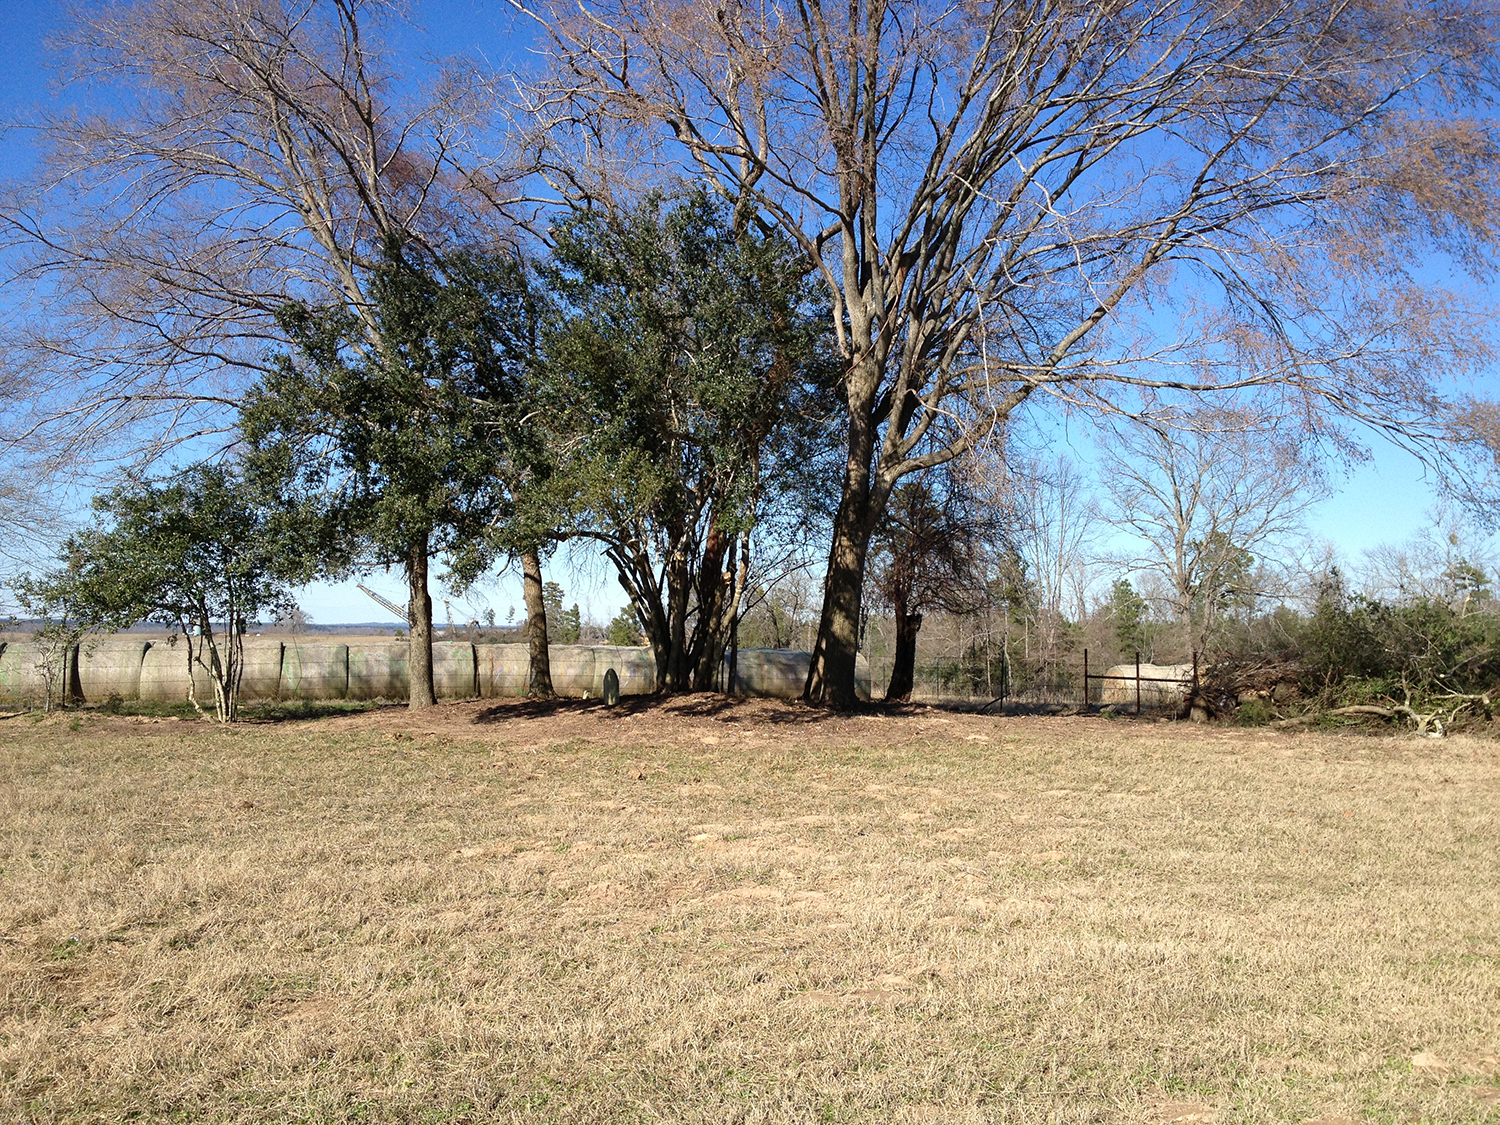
1083 648 1089 707
1135 650 1142 716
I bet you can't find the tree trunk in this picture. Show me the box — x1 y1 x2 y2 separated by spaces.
886 599 922 703
805 394 879 708
805 480 877 708
521 546 555 700
690 521 731 691
406 534 437 709
664 538 692 692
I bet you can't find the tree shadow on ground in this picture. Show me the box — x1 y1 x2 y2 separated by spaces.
472 692 872 726
238 699 389 722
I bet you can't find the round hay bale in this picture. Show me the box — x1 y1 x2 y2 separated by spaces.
589 645 655 696
433 641 477 699
237 640 283 702
0 641 67 705
547 645 597 697
159 639 281 706
477 643 529 698
722 649 870 701
730 648 810 699
280 643 349 701
138 639 195 703
77 639 150 702
347 642 408 701
1099 662 1192 707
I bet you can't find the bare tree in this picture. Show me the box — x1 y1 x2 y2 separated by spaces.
1358 509 1499 611
2 1 507 453
868 473 990 702
512 0 1500 705
968 445 1097 668
0 0 517 708
0 476 64 584
1097 413 1327 654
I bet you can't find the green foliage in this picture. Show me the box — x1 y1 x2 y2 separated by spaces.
16 465 294 721
1231 697 1276 726
1205 565 1500 724
242 242 538 589
8 581 86 713
541 581 583 643
605 607 642 646
1107 579 1154 658
1187 532 1256 629
1301 571 1500 700
543 188 840 537
538 188 841 690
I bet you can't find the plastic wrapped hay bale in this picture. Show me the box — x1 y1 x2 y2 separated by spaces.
76 639 149 702
280 643 349 700
590 645 656 696
347 642 408 701
0 641 66 705
1099 662 1192 707
138 639 195 703
477 643 529 698
433 641 477 699
237 640 284 702
547 645 597 697
724 649 872 702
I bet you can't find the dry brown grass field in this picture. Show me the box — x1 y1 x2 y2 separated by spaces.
1 698 1497 1125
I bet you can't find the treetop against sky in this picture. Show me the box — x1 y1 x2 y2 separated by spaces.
0 0 1495 627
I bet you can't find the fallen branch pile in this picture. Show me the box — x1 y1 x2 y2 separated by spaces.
1271 689 1494 736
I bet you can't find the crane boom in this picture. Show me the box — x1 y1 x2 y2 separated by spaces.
356 583 411 626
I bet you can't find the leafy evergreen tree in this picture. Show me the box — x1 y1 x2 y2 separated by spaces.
540 189 841 693
605 606 644 646
16 466 294 721
242 244 537 709
1107 579 1154 660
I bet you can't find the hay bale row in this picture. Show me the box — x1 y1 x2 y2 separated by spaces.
0 641 64 705
1 639 871 706
591 646 657 696
134 639 286 705
472 644 656 698
726 649 872 702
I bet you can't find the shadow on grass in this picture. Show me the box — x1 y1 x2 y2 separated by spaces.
82 697 391 723
238 699 389 722
472 692 884 726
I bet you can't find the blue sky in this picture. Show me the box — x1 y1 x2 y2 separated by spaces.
0 1 1492 625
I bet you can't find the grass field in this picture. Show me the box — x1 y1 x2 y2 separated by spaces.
2 698 1497 1124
